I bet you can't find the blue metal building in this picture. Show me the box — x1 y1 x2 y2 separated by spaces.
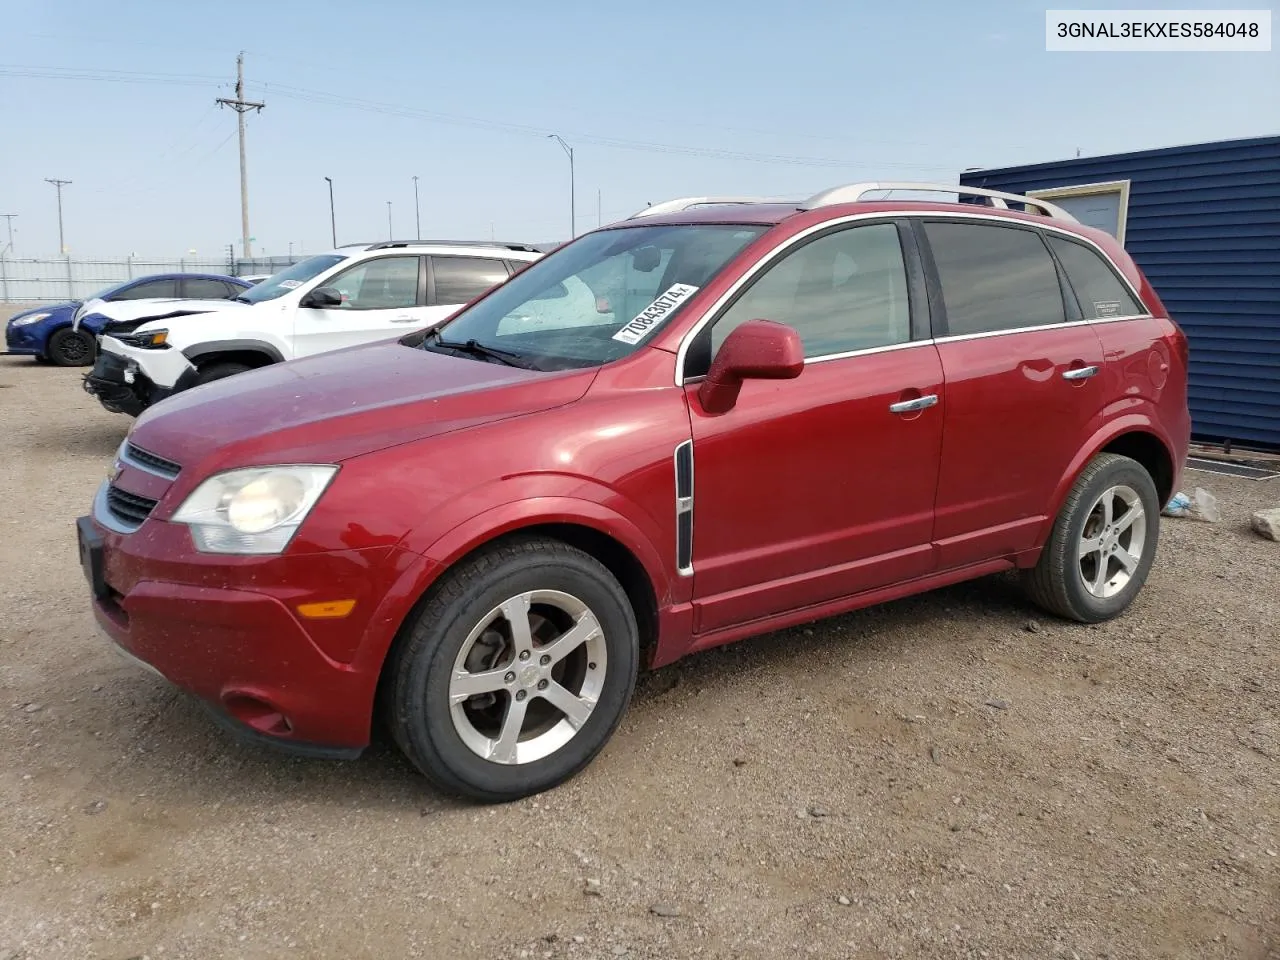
959 135 1280 450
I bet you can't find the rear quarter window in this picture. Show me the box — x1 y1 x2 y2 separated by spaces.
1047 236 1144 319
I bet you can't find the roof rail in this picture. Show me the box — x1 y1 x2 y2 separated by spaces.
628 196 795 219
801 182 1079 223
363 239 544 253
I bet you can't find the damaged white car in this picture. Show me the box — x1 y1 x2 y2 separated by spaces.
83 241 543 415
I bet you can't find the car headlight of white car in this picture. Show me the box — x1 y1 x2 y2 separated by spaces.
171 465 338 554
11 312 51 326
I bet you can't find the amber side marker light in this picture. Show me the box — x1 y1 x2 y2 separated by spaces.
297 599 357 619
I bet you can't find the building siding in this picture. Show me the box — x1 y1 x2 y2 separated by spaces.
960 135 1280 449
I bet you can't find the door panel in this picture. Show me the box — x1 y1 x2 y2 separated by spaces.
933 326 1105 568
688 344 945 633
293 255 430 357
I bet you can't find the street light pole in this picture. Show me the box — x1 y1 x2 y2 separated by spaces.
324 176 336 247
547 134 575 240
412 175 421 240
386 201 393 240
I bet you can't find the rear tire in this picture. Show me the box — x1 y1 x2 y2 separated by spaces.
193 361 252 386
46 328 95 367
385 537 639 802
1024 453 1160 623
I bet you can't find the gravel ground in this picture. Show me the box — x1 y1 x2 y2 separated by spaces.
1 355 1277 960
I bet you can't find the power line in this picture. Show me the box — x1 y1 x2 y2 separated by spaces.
215 52 264 258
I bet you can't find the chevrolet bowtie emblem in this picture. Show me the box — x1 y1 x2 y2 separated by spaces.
107 459 123 482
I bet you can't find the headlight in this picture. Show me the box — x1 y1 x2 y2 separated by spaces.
117 328 169 349
11 313 51 326
171 465 338 554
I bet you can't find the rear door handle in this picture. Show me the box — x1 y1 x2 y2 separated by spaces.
889 394 939 414
1062 365 1100 381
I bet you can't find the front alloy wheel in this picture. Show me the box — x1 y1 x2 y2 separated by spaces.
385 537 639 802
449 590 608 765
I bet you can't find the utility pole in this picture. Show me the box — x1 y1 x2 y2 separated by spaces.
216 52 264 258
386 201 393 240
324 176 336 247
547 134 575 239
412 175 421 240
45 180 71 254
0 214 15 255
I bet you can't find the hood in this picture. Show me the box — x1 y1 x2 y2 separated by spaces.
74 297 242 330
128 339 596 470
8 302 75 325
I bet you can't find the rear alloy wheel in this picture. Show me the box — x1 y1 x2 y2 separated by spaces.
46 328 96 367
1024 453 1161 622
385 537 639 801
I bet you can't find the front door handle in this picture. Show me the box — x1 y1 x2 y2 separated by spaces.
889 394 939 414
1062 364 1100 381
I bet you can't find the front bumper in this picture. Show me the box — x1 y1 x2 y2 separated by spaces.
77 484 424 754
82 336 199 415
5 323 45 356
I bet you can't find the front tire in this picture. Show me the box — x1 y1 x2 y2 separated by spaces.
1024 453 1160 622
193 361 252 386
46 328 95 366
385 537 639 802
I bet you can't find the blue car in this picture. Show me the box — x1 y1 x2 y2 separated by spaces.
4 273 252 366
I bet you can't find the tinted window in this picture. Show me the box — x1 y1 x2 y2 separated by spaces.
184 277 236 300
924 222 1065 335
432 257 510 305
112 278 177 300
710 223 910 359
1048 236 1143 319
325 256 420 309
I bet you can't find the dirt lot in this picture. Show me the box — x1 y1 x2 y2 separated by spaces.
1 355 1277 960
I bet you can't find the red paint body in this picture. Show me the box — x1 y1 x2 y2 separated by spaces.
84 200 1190 752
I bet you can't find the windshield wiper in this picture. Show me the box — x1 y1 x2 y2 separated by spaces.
428 333 534 369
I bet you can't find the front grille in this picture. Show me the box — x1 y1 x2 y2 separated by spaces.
124 442 181 478
106 485 158 527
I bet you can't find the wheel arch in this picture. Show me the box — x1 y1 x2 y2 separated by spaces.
1037 416 1178 549
183 339 284 367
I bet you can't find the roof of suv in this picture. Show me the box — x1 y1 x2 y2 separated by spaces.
608 181 1087 233
332 240 547 257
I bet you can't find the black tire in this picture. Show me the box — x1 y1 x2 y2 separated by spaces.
46 328 95 367
1024 453 1161 623
384 537 639 802
193 361 252 386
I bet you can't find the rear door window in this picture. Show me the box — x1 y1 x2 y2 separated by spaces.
183 277 236 300
1047 236 1144 319
923 221 1065 335
431 257 511 305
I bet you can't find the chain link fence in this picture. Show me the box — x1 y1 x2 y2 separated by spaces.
0 255 305 303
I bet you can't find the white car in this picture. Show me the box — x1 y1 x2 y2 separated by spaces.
83 241 543 415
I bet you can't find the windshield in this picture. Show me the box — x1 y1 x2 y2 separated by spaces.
87 279 133 301
424 224 765 370
237 254 347 303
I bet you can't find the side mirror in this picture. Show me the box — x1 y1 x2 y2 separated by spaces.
697 319 803 414
300 286 343 308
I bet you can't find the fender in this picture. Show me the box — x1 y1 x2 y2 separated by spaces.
183 339 285 364
1035 405 1176 548
347 494 682 690
422 494 677 606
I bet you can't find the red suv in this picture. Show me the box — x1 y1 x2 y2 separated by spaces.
78 183 1190 801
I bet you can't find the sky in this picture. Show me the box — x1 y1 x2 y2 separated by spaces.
0 0 1276 259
